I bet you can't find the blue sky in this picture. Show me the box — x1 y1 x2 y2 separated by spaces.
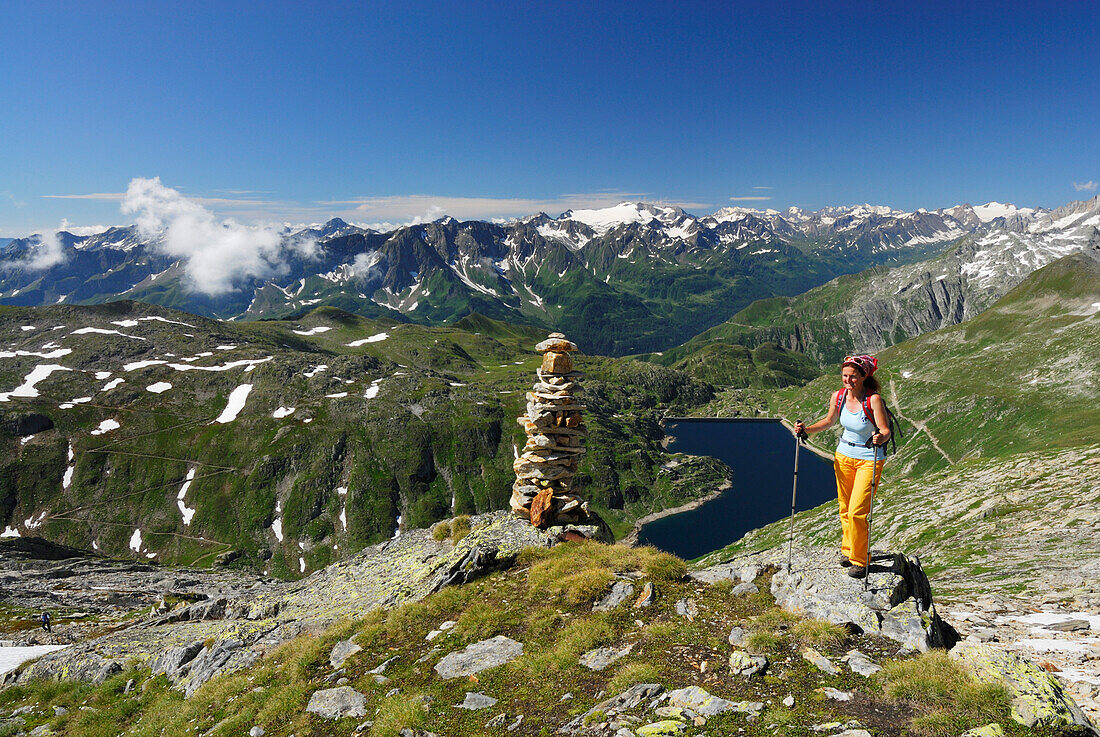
2 0 1098 235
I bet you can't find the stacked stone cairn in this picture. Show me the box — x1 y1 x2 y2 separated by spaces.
511 333 593 529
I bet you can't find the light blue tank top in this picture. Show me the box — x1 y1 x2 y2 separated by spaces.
836 404 879 460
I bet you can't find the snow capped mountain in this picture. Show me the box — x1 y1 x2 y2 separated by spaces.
3 196 1096 356
971 201 1036 223
559 202 689 235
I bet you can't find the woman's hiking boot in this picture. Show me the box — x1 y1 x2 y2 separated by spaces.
847 565 867 579
839 556 852 567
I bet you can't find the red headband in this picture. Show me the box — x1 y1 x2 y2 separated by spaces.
842 354 878 376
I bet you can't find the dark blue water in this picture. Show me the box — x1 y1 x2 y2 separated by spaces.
635 419 836 560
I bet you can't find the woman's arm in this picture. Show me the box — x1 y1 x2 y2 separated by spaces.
868 393 891 445
795 392 840 435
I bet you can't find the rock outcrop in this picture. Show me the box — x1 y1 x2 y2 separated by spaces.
694 547 958 651
2 511 608 694
951 641 1098 735
695 544 1099 734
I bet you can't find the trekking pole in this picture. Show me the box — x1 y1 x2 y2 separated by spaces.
864 441 883 591
786 421 808 573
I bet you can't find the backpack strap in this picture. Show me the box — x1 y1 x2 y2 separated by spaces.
834 389 846 415
861 393 875 426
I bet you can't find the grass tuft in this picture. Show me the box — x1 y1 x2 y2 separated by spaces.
745 630 783 653
882 651 1011 736
369 693 428 737
522 541 685 607
790 618 849 651
450 515 472 542
607 661 661 695
454 600 506 642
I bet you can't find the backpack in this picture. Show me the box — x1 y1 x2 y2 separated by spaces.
834 389 903 455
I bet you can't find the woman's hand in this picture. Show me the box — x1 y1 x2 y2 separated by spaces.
794 420 806 434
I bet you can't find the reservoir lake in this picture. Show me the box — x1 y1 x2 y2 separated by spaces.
635 419 837 560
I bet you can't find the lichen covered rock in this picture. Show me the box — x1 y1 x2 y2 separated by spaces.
951 640 1096 733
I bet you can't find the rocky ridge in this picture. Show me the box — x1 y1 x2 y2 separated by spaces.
2 511 609 695
3 515 1097 736
696 545 1096 735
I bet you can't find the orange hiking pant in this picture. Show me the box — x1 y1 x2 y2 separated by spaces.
833 453 884 568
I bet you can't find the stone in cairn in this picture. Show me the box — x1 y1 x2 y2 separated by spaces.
511 333 593 528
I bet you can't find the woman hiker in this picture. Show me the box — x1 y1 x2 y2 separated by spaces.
795 354 890 579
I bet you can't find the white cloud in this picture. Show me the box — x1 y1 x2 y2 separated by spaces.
1 224 74 271
58 219 111 237
4 230 67 271
350 251 384 281
121 177 317 296
1073 180 1098 192
729 196 772 201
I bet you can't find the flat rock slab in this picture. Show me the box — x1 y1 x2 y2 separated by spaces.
329 638 362 668
579 645 633 671
455 692 498 710
435 636 523 679
1044 619 1091 632
802 647 839 675
666 686 762 717
306 686 367 719
636 721 687 735
594 581 634 612
960 725 1006 737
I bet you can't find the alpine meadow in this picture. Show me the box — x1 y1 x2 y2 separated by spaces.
3 4 1100 736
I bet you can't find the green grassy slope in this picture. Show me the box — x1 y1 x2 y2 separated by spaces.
0 303 727 574
0 541 1042 737
771 250 1100 477
692 251 1100 600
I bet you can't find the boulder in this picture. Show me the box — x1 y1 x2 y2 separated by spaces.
455 692 498 710
666 686 763 717
728 650 767 677
768 550 958 651
951 641 1096 733
306 686 367 719
434 636 524 679
329 638 362 668
674 598 697 620
149 640 204 679
558 684 665 735
841 649 882 677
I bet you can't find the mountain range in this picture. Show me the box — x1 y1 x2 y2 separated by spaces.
5 197 1095 356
